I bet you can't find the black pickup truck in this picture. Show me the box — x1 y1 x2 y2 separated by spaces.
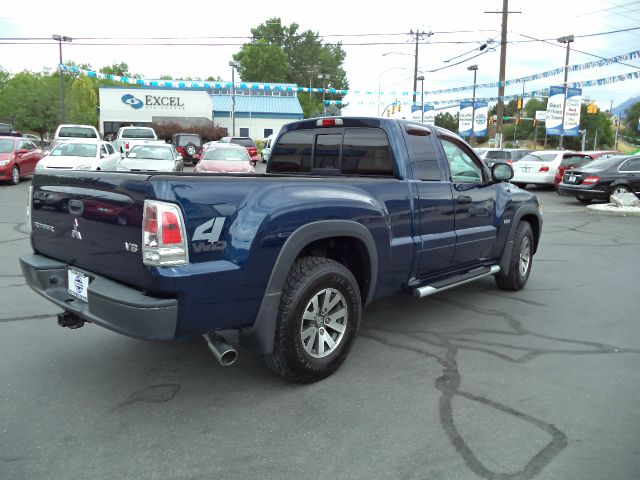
21 117 542 382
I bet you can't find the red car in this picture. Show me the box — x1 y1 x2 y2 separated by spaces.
554 150 622 190
194 144 255 174
0 136 45 185
219 136 259 166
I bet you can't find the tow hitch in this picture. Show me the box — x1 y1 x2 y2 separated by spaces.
57 311 85 329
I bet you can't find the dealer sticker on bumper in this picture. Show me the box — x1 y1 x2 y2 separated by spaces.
68 268 89 302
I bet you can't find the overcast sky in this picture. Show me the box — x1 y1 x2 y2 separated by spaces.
1 0 639 116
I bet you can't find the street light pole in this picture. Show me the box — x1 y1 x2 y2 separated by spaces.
416 75 425 123
467 65 478 140
52 34 72 123
318 74 330 116
229 61 239 136
557 34 574 150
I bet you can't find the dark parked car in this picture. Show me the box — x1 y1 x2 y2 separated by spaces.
219 136 259 166
172 133 203 165
557 154 640 203
554 150 621 190
0 136 45 185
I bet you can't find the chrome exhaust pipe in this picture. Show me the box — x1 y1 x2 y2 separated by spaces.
203 332 238 366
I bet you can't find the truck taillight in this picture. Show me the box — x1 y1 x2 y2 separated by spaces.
582 175 600 185
538 165 549 172
142 200 188 266
125 141 129 151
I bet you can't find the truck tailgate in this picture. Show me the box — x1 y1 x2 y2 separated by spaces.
30 171 153 289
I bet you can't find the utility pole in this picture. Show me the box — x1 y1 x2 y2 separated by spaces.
485 1 520 149
557 35 574 150
53 34 72 123
409 29 432 105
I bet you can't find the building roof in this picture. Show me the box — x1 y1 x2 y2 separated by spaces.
213 95 303 115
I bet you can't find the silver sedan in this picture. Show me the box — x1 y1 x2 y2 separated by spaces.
117 144 183 172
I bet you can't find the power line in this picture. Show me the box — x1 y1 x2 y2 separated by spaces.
515 32 640 71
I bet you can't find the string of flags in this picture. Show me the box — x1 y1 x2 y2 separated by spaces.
60 64 640 104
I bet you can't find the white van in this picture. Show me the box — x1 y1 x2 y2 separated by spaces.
54 124 100 145
261 134 275 163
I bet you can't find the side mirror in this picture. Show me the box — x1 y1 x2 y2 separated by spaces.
16 148 28 154
176 155 183 161
492 162 514 182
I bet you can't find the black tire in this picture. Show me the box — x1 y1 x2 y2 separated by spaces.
10 166 19 185
496 221 534 291
513 182 527 189
184 142 197 157
576 196 592 204
264 256 361 383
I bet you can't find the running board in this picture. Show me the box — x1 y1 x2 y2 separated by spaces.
412 266 500 299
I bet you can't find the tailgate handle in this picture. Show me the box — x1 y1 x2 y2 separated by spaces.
68 199 84 216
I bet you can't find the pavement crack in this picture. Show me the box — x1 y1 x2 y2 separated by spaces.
111 384 181 412
0 314 53 323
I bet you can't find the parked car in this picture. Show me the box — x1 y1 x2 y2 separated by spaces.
194 144 254 174
53 124 100 145
262 134 275 163
557 154 640 203
553 151 621 190
0 136 45 184
511 150 575 188
117 144 183 172
481 148 531 169
172 133 203 165
36 140 120 172
23 133 44 146
219 136 259 166
21 117 542 383
113 126 165 156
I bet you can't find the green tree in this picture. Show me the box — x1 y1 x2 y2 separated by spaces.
67 76 98 126
100 62 131 77
435 112 458 133
0 71 60 137
622 101 640 137
233 18 349 118
233 39 290 82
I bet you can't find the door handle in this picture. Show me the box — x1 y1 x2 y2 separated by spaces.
457 195 473 204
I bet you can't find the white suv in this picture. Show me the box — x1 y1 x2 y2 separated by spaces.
53 124 100 145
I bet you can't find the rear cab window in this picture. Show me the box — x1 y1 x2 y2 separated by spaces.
270 127 394 176
58 127 98 139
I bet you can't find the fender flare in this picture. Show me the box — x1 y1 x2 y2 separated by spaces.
239 220 378 354
499 205 543 272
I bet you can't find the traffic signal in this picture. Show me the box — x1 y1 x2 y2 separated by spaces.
532 118 537 128
517 97 523 110
387 108 391 117
398 102 401 112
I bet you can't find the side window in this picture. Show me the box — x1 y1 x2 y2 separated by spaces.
341 128 394 176
270 130 313 173
620 158 640 171
100 144 108 156
24 141 36 151
405 129 441 181
440 138 483 183
106 143 115 155
17 141 28 151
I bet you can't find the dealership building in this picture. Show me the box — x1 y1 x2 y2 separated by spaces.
98 85 304 140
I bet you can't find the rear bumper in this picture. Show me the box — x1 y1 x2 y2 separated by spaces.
557 184 608 200
512 172 555 185
19 253 178 340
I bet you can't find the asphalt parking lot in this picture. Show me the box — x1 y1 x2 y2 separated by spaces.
1 172 639 480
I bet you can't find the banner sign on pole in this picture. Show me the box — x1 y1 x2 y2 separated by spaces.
562 87 582 137
424 106 435 126
458 101 473 137
473 101 488 137
545 86 565 136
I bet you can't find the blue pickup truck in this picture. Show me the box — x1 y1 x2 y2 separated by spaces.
20 117 542 382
